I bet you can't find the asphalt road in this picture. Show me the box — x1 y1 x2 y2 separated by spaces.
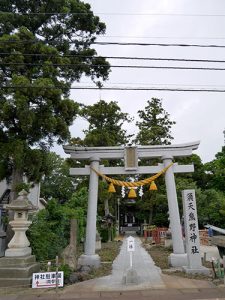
1 287 224 300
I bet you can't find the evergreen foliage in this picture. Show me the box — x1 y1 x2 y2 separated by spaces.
135 98 176 145
40 152 76 202
134 98 176 225
205 146 225 192
78 100 133 146
0 0 110 196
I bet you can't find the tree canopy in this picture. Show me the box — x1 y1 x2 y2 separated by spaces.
135 98 176 145
133 98 176 225
71 100 133 147
40 152 76 202
0 0 110 197
205 146 225 192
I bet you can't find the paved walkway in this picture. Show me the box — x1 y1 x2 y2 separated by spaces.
91 236 165 291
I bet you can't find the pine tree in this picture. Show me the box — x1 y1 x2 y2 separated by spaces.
79 100 133 147
134 98 176 225
135 98 176 145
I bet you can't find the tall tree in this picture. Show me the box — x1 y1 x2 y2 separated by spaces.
40 152 76 203
134 98 176 225
0 1 110 199
135 98 176 145
70 100 133 225
75 100 133 146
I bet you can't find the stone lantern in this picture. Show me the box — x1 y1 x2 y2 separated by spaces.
0 190 40 287
5 190 36 257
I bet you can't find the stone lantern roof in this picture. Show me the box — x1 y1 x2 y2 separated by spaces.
6 190 37 211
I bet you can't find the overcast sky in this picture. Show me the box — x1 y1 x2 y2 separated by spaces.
56 0 225 163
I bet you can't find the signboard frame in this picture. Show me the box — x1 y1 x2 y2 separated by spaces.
32 271 64 289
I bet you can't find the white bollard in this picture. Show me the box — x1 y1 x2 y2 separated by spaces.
130 252 133 268
124 236 138 285
127 236 135 268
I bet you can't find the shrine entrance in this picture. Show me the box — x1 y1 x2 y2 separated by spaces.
63 141 200 268
119 199 141 234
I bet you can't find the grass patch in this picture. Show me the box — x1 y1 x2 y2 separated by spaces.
98 241 121 262
86 241 121 279
144 244 219 282
146 245 171 269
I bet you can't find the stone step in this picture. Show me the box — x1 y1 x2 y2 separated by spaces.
0 262 40 278
0 277 32 288
121 227 140 232
0 255 37 267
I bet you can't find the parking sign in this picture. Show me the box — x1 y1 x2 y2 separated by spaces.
32 271 64 288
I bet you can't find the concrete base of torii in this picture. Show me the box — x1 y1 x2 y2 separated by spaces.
168 253 188 267
78 254 101 268
182 265 210 275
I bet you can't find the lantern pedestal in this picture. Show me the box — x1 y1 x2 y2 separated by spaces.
0 255 40 287
5 217 32 257
0 190 40 287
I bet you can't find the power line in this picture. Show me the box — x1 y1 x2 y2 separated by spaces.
95 35 225 40
3 78 225 88
70 87 225 92
1 85 225 92
1 62 225 71
1 40 225 48
0 52 225 63
93 42 225 48
80 82 225 88
0 11 225 17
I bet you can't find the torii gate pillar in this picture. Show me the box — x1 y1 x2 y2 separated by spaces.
78 157 101 268
163 156 187 267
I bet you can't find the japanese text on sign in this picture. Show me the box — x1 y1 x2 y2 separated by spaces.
182 189 202 268
32 271 64 288
127 236 135 252
186 192 199 254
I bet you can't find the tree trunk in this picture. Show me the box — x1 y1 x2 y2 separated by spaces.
148 207 153 225
104 198 109 216
10 167 23 202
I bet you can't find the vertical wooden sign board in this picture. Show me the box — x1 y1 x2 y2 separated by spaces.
182 190 202 270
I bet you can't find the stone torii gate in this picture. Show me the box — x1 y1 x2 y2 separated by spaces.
63 141 200 268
